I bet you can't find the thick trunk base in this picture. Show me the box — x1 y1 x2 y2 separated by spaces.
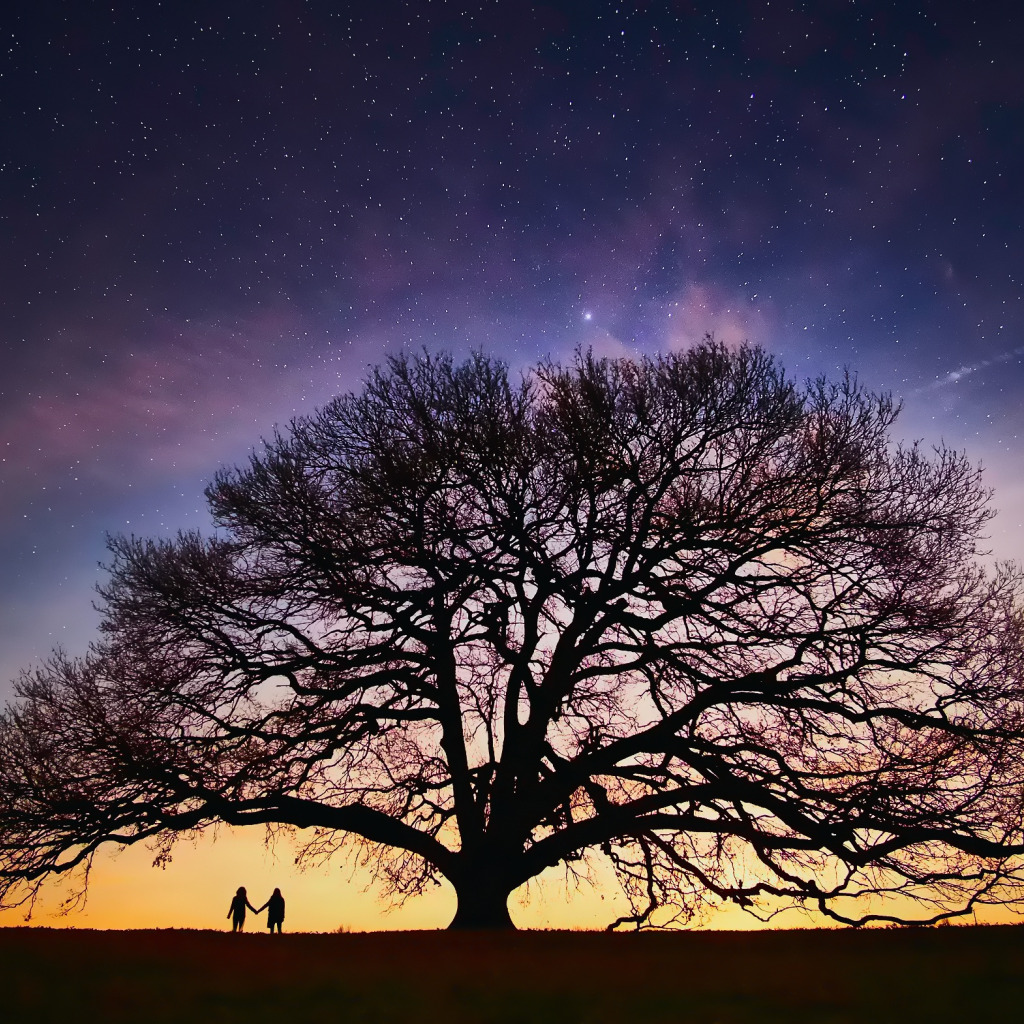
447 888 516 930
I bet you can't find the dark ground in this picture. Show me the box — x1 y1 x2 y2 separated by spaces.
1 924 1022 1023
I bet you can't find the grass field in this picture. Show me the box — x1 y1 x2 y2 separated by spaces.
2 924 1023 1023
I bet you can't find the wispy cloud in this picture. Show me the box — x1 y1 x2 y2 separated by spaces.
916 343 1024 393
0 310 375 513
663 282 777 353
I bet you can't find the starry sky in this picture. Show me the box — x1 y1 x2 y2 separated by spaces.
3 1 1023 702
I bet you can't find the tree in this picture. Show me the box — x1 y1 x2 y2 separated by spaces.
3 340 1024 930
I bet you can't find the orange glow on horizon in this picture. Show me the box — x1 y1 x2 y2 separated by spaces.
2 826 1020 933
0 827 634 932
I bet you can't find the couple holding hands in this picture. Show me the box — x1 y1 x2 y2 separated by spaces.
228 886 285 932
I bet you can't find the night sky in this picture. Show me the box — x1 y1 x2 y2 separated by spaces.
3 0 1024 700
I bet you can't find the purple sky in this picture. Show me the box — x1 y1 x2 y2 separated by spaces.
2 1 1023 697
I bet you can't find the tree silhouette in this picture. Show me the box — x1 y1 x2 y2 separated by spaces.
3 341 1024 929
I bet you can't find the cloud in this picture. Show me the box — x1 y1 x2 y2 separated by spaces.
0 309 374 521
663 281 777 353
915 343 1024 393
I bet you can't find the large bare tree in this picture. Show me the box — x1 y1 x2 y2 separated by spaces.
3 341 1024 929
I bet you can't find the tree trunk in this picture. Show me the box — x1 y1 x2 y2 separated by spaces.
447 876 516 930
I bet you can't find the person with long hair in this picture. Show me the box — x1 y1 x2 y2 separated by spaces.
258 888 285 933
227 886 258 932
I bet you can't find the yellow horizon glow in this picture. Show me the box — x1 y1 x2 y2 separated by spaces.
0 825 621 932
1 825 1020 933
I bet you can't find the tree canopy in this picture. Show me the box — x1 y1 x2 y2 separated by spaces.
3 341 1024 929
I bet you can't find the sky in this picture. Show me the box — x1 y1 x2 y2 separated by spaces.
2 0 1023 930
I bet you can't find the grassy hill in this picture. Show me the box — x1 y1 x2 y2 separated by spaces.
2 923 1022 1022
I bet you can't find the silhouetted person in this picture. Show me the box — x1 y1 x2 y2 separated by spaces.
227 885 258 932
258 887 285 933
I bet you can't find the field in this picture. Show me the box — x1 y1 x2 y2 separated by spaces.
2 924 1023 1023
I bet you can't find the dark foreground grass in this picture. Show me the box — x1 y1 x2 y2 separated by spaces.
2 923 1023 1023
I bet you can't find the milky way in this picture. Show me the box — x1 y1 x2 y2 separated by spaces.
2 2 1023 694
